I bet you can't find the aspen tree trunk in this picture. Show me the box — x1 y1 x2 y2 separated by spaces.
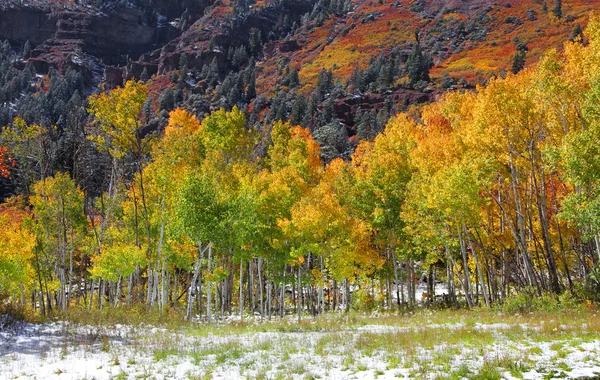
465 225 490 308
268 280 272 320
407 259 415 306
391 248 400 309
19 283 25 306
458 230 473 307
297 265 301 322
186 242 206 321
207 244 212 322
341 279 346 312
127 274 133 304
156 199 166 312
427 266 433 306
68 245 73 307
408 262 413 306
320 256 325 314
345 278 351 313
229 258 234 312
280 267 285 318
146 269 153 307
509 153 535 288
162 264 168 311
531 153 561 294
221 274 226 318
88 280 95 311
446 256 453 307
34 250 46 315
258 257 264 321
594 233 600 262
247 260 253 313
385 278 391 310
114 276 122 306
400 262 405 306
173 269 179 307
266 280 270 320
332 279 337 311
239 260 244 321
448 249 472 308
501 251 507 300
99 280 105 310
152 266 159 307
556 218 574 293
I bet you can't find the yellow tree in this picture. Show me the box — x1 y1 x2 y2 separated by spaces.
255 121 323 319
350 114 415 307
88 80 154 305
88 79 151 253
281 157 381 313
30 172 87 311
0 204 35 307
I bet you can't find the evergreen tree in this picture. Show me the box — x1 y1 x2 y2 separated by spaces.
571 24 584 42
207 57 220 87
552 0 562 19
140 67 149 83
232 46 248 69
290 94 307 126
511 39 528 74
249 28 263 58
22 40 31 60
283 67 299 88
246 71 256 101
159 88 175 111
179 53 189 80
356 108 378 141
312 120 348 163
406 31 431 86
316 68 334 99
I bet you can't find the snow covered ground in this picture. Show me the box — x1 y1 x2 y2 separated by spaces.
1 314 600 379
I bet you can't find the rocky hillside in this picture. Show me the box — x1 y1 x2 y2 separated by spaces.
3 1 594 87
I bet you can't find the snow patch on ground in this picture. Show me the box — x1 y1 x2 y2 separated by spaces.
2 317 600 379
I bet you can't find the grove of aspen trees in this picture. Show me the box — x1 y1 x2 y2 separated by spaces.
3 16 600 321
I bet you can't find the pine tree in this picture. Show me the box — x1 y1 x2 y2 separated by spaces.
284 67 299 88
22 40 31 60
246 71 256 100
208 57 219 87
406 31 430 86
569 24 584 43
552 0 562 19
179 53 189 81
511 39 528 74
290 94 307 126
316 68 334 99
249 28 263 58
159 88 175 111
140 67 149 83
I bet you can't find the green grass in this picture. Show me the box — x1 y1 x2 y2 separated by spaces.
16 307 600 380
444 364 471 380
530 346 543 355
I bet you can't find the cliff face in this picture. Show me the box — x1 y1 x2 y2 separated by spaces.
1 0 598 123
140 0 316 74
0 3 179 81
0 7 56 45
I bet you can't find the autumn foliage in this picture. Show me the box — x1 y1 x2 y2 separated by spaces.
0 146 14 178
5 16 600 316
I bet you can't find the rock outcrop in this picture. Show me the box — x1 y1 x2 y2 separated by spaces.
0 2 180 82
335 88 434 128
